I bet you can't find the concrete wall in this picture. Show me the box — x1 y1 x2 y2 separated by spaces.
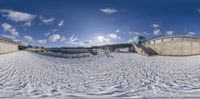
0 41 18 54
132 44 148 55
48 48 92 54
143 36 200 56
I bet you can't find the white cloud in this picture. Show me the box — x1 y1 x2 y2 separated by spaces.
58 20 64 27
107 33 119 39
44 32 51 36
100 8 118 14
65 34 79 44
84 40 92 44
24 35 47 44
1 35 16 40
166 31 174 35
44 29 58 37
153 24 160 29
0 9 35 26
51 29 58 32
187 32 196 36
24 35 34 42
40 16 55 24
24 21 32 27
1 23 19 36
152 24 161 35
78 35 110 47
115 29 120 33
48 34 61 42
128 32 149 37
64 30 121 47
96 35 110 43
127 39 134 43
64 35 94 47
153 29 161 35
60 36 66 42
37 39 47 44
89 31 121 45
64 33 119 47
21 41 28 46
2 23 12 31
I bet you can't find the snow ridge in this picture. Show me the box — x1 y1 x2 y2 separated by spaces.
0 51 200 98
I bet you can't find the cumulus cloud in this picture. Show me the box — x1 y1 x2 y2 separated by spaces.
93 33 119 45
166 31 174 35
64 32 119 47
153 29 161 35
127 39 134 43
0 9 36 26
48 34 61 42
40 16 55 24
24 35 34 42
100 8 118 14
187 32 196 36
96 35 110 43
24 35 47 44
89 30 121 45
152 24 161 35
58 20 64 27
107 33 119 39
1 23 19 36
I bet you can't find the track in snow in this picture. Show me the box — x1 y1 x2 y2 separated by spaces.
0 51 200 98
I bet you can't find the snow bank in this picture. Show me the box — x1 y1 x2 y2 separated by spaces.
37 51 92 58
0 51 200 99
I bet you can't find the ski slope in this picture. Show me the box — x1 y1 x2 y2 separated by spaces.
0 51 200 99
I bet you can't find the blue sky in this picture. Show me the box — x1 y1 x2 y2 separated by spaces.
0 0 200 47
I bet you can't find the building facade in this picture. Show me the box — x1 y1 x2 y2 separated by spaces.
0 36 18 54
143 35 200 56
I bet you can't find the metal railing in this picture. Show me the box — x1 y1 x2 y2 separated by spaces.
143 35 200 43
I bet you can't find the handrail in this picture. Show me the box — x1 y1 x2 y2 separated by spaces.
143 35 200 43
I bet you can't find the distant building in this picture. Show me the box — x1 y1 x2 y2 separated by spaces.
0 36 19 54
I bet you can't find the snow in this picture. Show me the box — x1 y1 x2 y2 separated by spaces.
0 51 200 99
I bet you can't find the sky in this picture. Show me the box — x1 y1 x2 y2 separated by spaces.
0 0 200 47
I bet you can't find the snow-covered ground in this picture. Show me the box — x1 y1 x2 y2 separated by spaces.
0 51 200 99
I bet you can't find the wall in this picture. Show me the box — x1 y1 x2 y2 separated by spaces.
48 48 92 54
132 44 148 55
0 41 18 54
143 36 200 56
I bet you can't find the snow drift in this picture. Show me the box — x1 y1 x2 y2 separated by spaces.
0 51 200 99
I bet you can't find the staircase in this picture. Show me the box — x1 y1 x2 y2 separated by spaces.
132 43 157 56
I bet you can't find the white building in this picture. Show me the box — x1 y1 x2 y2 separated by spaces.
0 36 18 54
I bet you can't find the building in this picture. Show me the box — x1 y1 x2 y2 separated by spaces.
0 36 19 54
142 35 200 56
